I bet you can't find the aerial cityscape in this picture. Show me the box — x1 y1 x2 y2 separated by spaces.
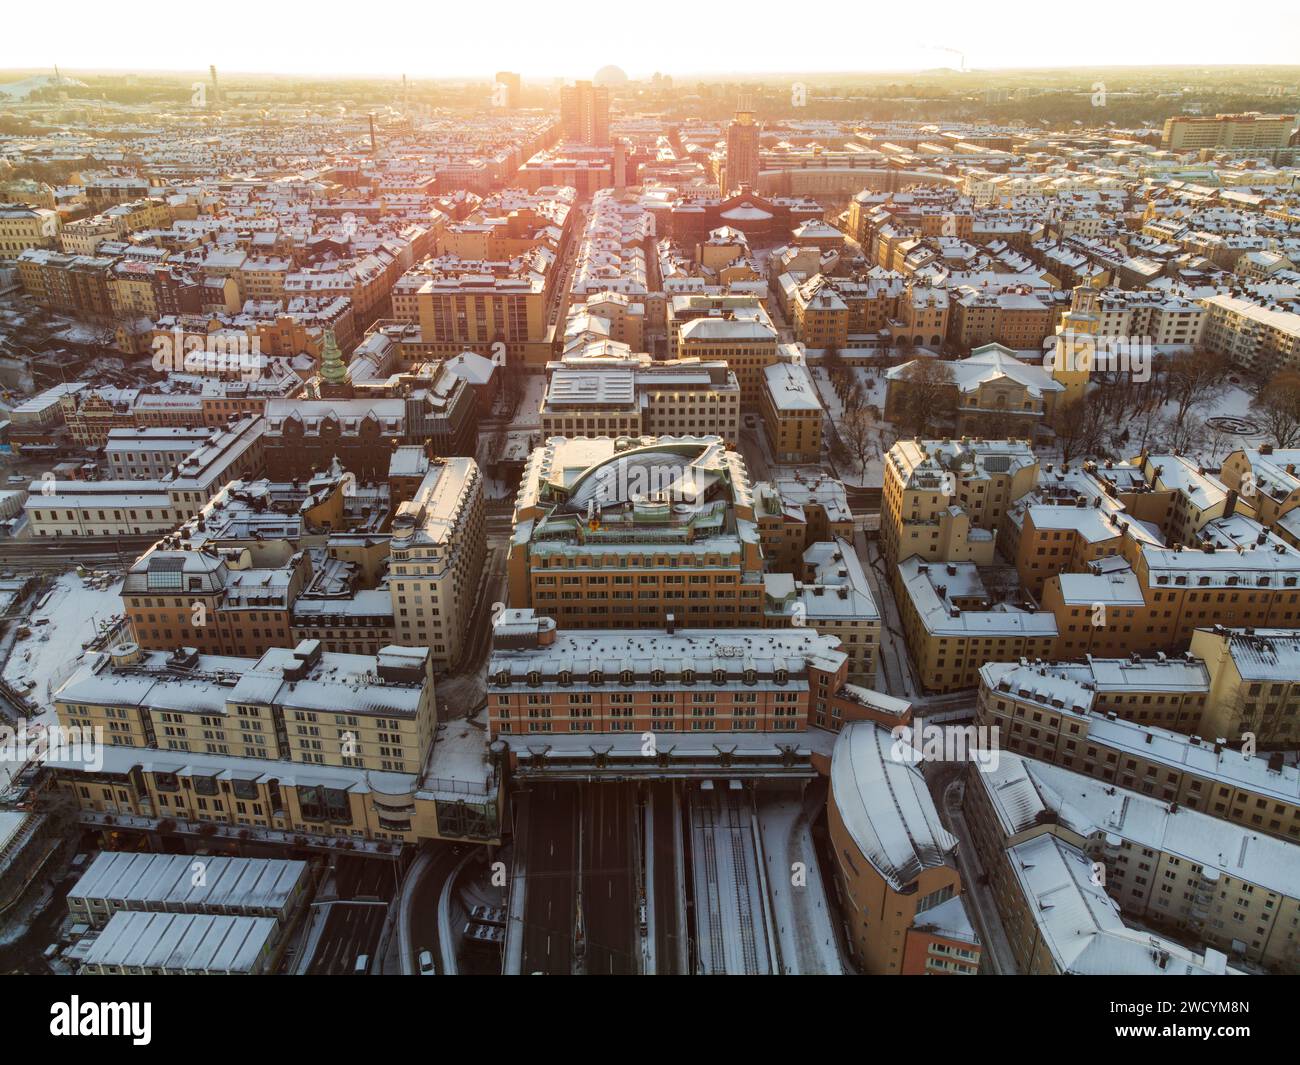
0 4 1296 1011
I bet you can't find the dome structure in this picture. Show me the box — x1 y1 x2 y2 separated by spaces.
593 65 629 87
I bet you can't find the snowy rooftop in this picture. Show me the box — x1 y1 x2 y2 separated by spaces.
1000 832 1234 975
69 852 307 913
987 753 1300 900
829 721 958 891
490 620 846 682
81 910 277 974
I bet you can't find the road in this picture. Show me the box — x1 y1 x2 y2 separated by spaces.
579 782 637 975
405 842 468 975
854 531 922 699
519 781 577 974
306 856 397 975
517 781 639 974
649 781 684 975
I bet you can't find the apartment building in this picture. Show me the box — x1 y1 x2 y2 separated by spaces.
1190 626 1300 747
760 361 823 463
827 722 977 974
392 254 553 370
104 426 222 480
47 639 501 849
388 457 487 671
895 556 1058 693
751 474 855 573
786 271 905 349
881 438 1038 566
560 80 610 146
16 248 115 317
1041 515 1300 661
1161 113 1297 150
970 752 1300 973
763 538 881 685
1000 459 1167 598
668 294 778 407
1218 446 1300 542
541 353 741 443
977 658 1300 842
26 416 265 537
947 288 1054 352
1200 293 1300 377
0 202 60 256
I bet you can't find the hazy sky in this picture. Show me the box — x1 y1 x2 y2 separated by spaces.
4 0 1299 79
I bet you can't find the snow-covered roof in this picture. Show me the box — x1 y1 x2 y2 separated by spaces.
829 721 958 891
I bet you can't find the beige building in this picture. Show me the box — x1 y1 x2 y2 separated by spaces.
0 202 60 256
48 640 503 849
827 722 977 974
970 752 1298 973
760 361 823 463
881 438 1038 567
541 352 740 444
388 456 487 671
669 294 778 407
1161 113 1296 151
977 658 1300 843
894 556 1058 693
763 538 880 683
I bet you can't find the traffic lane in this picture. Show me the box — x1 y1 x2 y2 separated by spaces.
522 783 576 974
583 783 635 975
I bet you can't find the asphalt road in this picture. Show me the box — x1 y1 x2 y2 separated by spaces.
306 855 396 975
580 782 637 975
650 781 683 975
520 782 577 975
406 843 468 975
518 782 639 975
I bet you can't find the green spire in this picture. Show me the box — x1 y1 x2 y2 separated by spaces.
319 328 346 387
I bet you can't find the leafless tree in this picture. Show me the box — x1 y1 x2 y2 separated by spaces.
893 359 955 436
1161 412 1208 455
1050 396 1108 464
1165 347 1231 432
840 405 876 475
1252 371 1300 449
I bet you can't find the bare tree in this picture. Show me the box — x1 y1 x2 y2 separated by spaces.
840 405 876 475
1252 371 1300 449
893 359 955 437
1161 412 1208 455
1050 396 1107 464
1165 347 1231 432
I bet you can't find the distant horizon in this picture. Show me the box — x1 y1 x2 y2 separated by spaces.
5 62 1300 85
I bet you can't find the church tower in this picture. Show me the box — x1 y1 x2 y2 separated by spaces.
318 328 351 398
1049 281 1102 405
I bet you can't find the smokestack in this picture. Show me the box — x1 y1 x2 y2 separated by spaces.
369 113 377 154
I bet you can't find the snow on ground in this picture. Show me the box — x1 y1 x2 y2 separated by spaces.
504 373 548 430
810 366 889 487
4 570 125 721
755 790 847 975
